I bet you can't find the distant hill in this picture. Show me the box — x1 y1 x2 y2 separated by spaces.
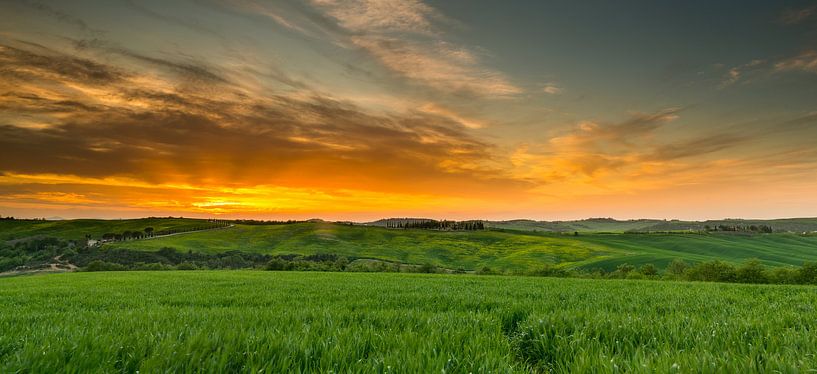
4 217 817 273
98 222 817 271
485 217 817 233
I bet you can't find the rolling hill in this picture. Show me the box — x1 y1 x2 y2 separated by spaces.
3 218 817 272
104 222 817 271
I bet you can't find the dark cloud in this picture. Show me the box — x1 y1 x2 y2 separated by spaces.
19 0 103 35
0 43 126 84
647 133 748 161
779 6 816 25
0 41 519 194
71 38 228 84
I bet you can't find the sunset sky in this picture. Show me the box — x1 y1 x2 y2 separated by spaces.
1 0 817 221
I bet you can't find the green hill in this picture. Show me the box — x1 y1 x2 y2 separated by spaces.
485 217 817 233
104 222 817 271
3 218 817 273
0 218 211 242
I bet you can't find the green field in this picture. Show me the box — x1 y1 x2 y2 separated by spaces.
485 217 817 233
0 218 211 241
1 271 815 372
104 222 817 271
3 218 817 273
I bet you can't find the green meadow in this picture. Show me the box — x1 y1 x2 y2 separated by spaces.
0 218 209 242
1 271 816 372
103 222 817 271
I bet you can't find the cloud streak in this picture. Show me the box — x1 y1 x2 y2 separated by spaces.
308 0 521 97
0 40 521 199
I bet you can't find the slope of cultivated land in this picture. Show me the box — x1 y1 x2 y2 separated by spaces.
1 271 816 372
107 223 617 271
633 217 817 233
0 218 211 242
485 218 665 232
105 223 817 271
485 217 817 233
571 232 817 270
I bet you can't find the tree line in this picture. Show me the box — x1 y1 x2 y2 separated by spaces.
228 219 315 225
385 219 485 230
511 258 817 285
704 224 774 233
96 223 228 243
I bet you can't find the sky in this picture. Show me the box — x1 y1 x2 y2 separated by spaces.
1 0 817 221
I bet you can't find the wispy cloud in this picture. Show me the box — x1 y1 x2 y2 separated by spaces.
779 5 816 25
542 83 562 95
311 0 440 35
774 50 817 73
351 37 520 96
506 108 756 195
307 0 521 97
719 59 765 88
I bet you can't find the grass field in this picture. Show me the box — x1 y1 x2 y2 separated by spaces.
486 217 817 233
1 271 815 372
0 218 210 241
105 223 817 271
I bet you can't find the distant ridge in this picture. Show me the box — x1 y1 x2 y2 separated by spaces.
484 217 817 233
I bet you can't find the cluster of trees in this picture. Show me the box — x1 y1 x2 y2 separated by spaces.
74 247 272 271
97 223 228 243
0 237 80 272
513 259 817 285
385 219 485 231
100 227 154 242
704 224 774 233
230 219 314 225
265 255 446 273
0 216 47 221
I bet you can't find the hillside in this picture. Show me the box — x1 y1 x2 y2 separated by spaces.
3 218 817 273
0 218 212 242
485 217 817 233
105 222 817 271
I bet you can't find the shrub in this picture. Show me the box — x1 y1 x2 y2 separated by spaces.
530 264 570 277
176 262 198 270
684 261 736 282
640 264 659 277
769 267 798 284
134 262 172 271
735 259 768 284
797 262 817 285
416 263 438 274
476 266 494 275
665 259 688 278
83 260 126 272
265 258 293 271
626 272 645 280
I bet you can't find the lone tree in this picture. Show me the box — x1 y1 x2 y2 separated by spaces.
144 227 154 237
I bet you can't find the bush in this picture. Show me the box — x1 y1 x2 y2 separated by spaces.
609 263 635 278
640 264 659 277
735 259 768 284
625 272 645 280
665 259 688 279
265 258 293 271
416 263 438 274
530 264 570 277
175 262 198 270
798 262 817 285
83 260 126 272
684 261 736 282
134 262 172 271
476 266 494 275
769 267 798 284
